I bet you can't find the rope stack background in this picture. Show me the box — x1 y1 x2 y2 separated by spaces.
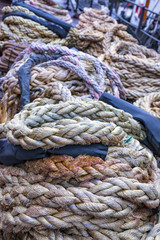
0 96 160 239
24 0 73 23
0 43 125 123
69 8 160 102
71 7 137 57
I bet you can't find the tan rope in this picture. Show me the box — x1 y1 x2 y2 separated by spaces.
72 8 137 57
2 98 146 149
2 5 37 15
134 92 160 119
0 6 61 43
0 47 119 123
24 0 73 23
0 41 28 72
0 145 159 239
71 8 160 102
101 41 160 101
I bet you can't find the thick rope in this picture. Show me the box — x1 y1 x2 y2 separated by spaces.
134 92 160 119
2 98 146 149
24 0 73 23
0 7 159 239
0 148 159 239
0 44 125 123
101 41 160 101
0 6 64 43
72 8 137 57
0 40 28 72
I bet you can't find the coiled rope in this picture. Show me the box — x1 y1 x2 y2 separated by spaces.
0 40 28 72
0 99 159 239
100 41 160 101
0 5 71 43
134 92 160 119
2 97 146 149
72 8 137 57
25 0 73 23
0 7 159 240
0 44 125 123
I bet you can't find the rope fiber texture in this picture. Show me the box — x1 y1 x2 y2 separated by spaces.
69 7 137 57
24 0 73 23
134 92 160 119
0 8 160 239
100 41 160 101
0 40 28 72
2 97 146 149
0 139 159 239
0 5 71 43
0 44 125 123
69 8 160 102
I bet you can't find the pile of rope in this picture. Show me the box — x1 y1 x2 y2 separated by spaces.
0 6 160 239
25 0 73 23
0 6 58 42
68 8 160 101
0 4 72 43
134 92 160 119
71 7 137 57
100 41 160 101
0 40 28 72
0 96 160 239
0 43 125 123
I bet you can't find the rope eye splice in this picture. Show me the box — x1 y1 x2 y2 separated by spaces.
0 43 126 124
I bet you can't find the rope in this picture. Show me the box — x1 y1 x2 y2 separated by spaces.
102 41 160 101
0 7 159 239
0 6 66 43
0 41 28 72
0 146 159 239
2 97 146 149
0 44 125 123
72 8 137 57
24 0 73 23
134 92 160 119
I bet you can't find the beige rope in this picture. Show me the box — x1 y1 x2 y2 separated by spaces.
0 6 61 43
2 98 146 149
2 5 37 15
24 0 73 23
73 8 137 57
0 41 28 72
0 145 159 239
0 48 117 123
101 41 160 101
134 92 160 119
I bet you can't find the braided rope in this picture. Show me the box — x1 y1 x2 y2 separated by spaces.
0 41 28 72
73 8 137 57
30 43 125 97
103 41 160 101
0 6 61 43
2 6 37 15
4 16 58 38
134 92 160 119
0 44 125 123
0 149 159 239
2 97 145 149
25 0 73 23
